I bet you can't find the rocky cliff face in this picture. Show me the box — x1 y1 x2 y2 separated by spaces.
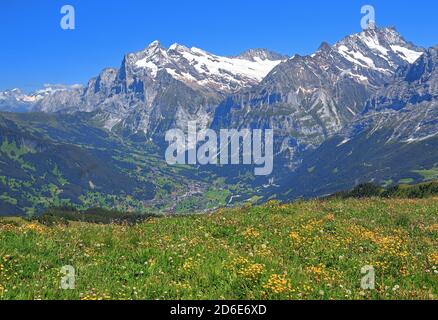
211 27 424 169
342 44 438 144
265 45 438 200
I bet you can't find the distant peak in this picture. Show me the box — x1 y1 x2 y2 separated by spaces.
377 25 398 33
336 25 415 50
169 43 179 50
148 40 161 48
101 67 118 73
318 42 331 52
0 88 23 96
234 48 287 61
360 25 403 40
169 43 190 52
140 40 164 55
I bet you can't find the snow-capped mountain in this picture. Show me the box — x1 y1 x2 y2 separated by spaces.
128 41 286 93
345 44 438 143
0 85 82 112
211 27 424 169
268 44 438 200
32 41 286 135
333 26 423 85
0 89 29 112
8 27 425 160
0 88 43 112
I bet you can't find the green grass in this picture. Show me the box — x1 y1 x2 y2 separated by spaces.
399 178 415 184
413 167 438 181
383 179 393 188
52 165 68 186
174 188 231 213
0 139 32 161
0 198 437 300
0 194 17 206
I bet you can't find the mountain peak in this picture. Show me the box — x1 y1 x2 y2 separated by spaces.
147 40 161 48
169 43 189 52
140 40 165 57
317 42 331 52
1 88 23 95
331 25 424 72
234 48 288 62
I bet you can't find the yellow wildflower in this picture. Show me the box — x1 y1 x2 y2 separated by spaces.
238 263 265 279
242 227 260 239
428 252 438 265
263 274 292 294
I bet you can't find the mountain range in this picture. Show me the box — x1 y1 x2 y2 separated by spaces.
1 26 437 216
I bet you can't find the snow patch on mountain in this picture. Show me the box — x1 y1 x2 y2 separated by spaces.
337 45 376 69
130 41 285 93
180 46 282 83
360 32 390 56
390 45 423 63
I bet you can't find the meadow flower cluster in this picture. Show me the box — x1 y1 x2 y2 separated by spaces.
429 253 438 266
182 257 195 272
20 223 46 234
242 227 260 240
80 290 111 300
237 263 265 280
263 274 292 294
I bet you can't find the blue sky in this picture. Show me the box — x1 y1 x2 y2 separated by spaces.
1 0 437 92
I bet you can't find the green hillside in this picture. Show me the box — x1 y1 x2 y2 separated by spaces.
0 112 240 216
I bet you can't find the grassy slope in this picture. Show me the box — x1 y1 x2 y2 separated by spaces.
0 198 437 300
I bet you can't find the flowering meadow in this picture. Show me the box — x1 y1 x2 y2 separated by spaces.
0 198 437 300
